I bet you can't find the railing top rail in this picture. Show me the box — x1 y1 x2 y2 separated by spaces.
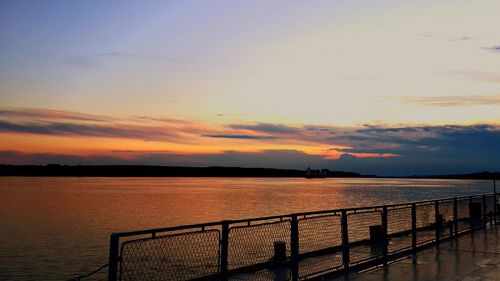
112 192 495 238
112 221 223 237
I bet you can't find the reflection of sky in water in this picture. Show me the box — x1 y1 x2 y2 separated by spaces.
0 177 494 280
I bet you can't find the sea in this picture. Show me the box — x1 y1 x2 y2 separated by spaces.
0 177 495 280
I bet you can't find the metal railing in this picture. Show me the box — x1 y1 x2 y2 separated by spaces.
108 193 499 281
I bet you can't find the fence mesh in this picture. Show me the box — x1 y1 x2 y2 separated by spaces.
497 194 500 222
112 193 496 281
485 195 495 223
297 214 343 278
415 203 435 245
456 198 470 233
438 200 454 238
387 206 412 253
228 220 291 271
119 230 220 281
298 214 342 254
347 210 382 264
485 195 495 215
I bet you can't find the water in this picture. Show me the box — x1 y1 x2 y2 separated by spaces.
0 177 494 280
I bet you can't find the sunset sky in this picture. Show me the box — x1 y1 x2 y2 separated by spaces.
1 0 499 175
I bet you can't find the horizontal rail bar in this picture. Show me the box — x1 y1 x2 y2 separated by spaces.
112 192 496 238
112 221 223 237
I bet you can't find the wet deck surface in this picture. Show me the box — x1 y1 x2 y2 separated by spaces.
330 225 500 281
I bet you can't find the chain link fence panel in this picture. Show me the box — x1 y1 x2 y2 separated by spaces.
119 230 220 281
387 206 412 253
347 210 382 265
228 220 291 271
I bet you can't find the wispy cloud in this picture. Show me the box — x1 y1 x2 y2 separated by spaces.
450 71 500 84
389 95 500 106
228 123 299 134
203 134 279 140
0 120 185 142
0 108 286 143
0 107 206 143
482 45 500 53
416 32 435 39
0 108 113 122
99 52 138 58
216 113 246 117
454 36 472 41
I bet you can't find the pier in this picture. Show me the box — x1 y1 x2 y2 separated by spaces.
335 225 500 281
107 193 499 281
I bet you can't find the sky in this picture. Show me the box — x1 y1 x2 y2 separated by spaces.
1 0 500 176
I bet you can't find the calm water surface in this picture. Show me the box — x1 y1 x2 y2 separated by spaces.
0 177 494 280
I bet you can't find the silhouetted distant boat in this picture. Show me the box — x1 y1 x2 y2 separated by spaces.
305 167 327 178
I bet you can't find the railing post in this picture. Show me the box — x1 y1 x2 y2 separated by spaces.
435 201 440 243
469 196 474 232
453 198 458 237
382 206 388 266
341 210 350 275
495 193 500 225
495 190 498 225
290 215 299 281
482 194 487 230
220 221 229 281
494 180 497 224
411 203 417 264
108 233 119 281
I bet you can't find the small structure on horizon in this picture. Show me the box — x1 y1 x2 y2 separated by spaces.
305 167 327 178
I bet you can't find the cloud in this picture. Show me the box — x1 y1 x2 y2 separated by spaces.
63 55 101 68
2 135 498 176
451 36 472 42
326 124 500 163
1 107 499 176
132 115 193 124
216 113 246 117
0 149 327 169
389 95 500 106
0 107 207 143
0 107 114 122
0 108 288 143
228 123 299 134
202 134 279 140
482 45 500 53
0 120 186 142
99 52 138 58
416 33 435 39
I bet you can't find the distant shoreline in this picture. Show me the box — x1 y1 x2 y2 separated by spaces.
0 164 363 178
0 164 498 180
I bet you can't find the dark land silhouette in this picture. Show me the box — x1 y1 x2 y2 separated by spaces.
0 164 363 177
0 164 498 179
